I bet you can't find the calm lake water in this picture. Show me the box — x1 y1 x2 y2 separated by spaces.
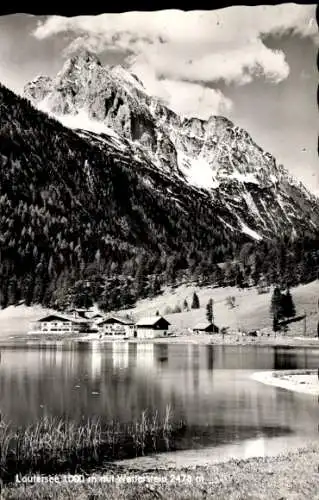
0 342 318 455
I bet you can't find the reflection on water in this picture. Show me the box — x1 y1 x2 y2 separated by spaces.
0 343 318 452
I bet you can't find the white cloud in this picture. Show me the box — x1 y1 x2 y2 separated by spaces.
32 5 317 117
127 37 290 86
33 6 318 45
155 79 233 118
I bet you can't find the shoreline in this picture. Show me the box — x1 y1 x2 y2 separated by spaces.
1 332 319 348
3 442 319 499
113 434 316 471
251 369 319 395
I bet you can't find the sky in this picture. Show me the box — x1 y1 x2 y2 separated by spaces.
0 5 318 194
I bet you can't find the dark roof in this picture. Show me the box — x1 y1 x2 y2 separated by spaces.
136 316 170 327
37 314 72 323
36 314 90 324
193 322 219 330
96 315 135 326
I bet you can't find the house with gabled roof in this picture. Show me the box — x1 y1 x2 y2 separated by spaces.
193 321 219 334
135 316 170 338
28 313 90 335
96 315 135 337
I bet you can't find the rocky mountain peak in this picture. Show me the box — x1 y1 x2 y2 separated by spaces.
69 50 102 66
22 56 318 241
22 56 290 190
24 52 158 145
53 51 147 103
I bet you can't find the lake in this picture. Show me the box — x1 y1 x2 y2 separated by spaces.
0 342 318 457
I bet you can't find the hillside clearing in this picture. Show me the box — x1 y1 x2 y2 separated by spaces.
119 280 319 335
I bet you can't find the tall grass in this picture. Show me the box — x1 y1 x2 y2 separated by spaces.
0 406 186 484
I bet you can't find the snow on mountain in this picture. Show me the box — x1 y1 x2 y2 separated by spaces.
23 51 319 240
175 152 219 189
238 219 263 241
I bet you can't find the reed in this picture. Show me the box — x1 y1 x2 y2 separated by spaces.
0 406 186 484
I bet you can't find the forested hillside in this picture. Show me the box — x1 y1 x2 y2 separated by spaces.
0 83 318 312
0 83 237 311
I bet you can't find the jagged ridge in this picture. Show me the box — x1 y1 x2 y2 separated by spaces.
24 51 319 240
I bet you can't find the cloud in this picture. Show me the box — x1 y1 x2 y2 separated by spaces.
127 37 290 86
32 5 317 117
33 6 318 45
141 74 233 118
166 80 233 118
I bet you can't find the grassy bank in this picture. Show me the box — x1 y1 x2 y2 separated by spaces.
2 443 319 499
0 407 185 484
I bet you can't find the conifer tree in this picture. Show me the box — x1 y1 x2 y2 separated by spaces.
270 286 284 325
282 288 296 318
273 316 280 332
206 298 214 323
191 291 200 309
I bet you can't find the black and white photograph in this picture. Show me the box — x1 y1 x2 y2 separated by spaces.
0 3 319 498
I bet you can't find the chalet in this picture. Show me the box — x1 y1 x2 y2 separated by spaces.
193 322 219 334
69 308 93 319
135 316 170 339
28 314 89 335
96 316 135 337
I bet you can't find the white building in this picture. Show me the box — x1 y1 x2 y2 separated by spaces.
69 308 89 319
96 315 135 338
135 316 170 339
28 314 90 335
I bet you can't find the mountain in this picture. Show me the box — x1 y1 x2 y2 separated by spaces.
0 82 250 311
24 51 319 241
0 53 318 312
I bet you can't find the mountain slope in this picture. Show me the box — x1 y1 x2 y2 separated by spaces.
1 80 319 312
24 51 319 240
0 83 247 310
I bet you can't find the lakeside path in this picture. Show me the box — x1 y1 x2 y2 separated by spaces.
3 443 319 499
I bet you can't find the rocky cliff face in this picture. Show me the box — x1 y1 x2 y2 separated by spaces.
24 52 158 149
24 51 319 240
